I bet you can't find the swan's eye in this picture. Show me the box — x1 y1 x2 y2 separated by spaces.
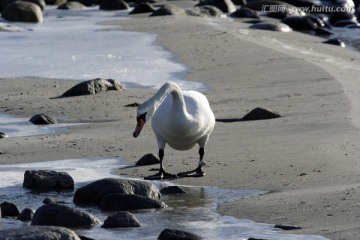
137 112 147 122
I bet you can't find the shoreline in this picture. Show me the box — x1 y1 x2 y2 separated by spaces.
2 5 360 240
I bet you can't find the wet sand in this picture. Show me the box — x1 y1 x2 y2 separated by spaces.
1 4 360 240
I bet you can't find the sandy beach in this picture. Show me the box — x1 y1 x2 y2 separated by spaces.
2 3 360 239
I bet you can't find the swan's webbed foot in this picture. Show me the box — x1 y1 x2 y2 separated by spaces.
177 166 205 178
144 168 177 180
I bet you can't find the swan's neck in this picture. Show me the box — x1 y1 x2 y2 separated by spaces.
143 82 186 120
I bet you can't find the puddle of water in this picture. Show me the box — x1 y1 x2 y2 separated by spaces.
0 114 75 138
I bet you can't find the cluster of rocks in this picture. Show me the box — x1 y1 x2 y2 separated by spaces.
236 0 360 46
1 0 359 47
0 169 202 239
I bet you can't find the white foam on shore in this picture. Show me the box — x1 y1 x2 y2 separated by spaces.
0 7 206 91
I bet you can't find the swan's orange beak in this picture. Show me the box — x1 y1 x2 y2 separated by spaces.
133 118 145 138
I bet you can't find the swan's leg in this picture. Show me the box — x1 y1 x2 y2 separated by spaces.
144 149 177 180
178 147 206 177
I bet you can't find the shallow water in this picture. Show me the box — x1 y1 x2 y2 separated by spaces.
0 7 206 91
0 158 328 240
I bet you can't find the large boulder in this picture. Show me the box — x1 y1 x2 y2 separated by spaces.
62 78 123 97
0 201 20 217
0 226 81 240
29 114 58 125
158 228 203 240
32 204 101 227
101 211 141 228
1 1 43 22
23 170 74 190
196 0 236 13
73 178 161 205
99 193 167 211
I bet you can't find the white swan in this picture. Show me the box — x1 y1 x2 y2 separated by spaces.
133 82 215 179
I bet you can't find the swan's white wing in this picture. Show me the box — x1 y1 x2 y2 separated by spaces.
151 91 215 150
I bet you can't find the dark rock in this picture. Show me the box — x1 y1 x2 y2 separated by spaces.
242 107 281 121
17 208 35 221
196 0 236 13
32 203 100 227
58 1 86 9
62 78 123 97
0 132 8 138
73 178 161 205
23 0 46 11
232 0 246 5
315 27 334 35
323 38 346 47
99 0 129 10
29 114 58 125
160 186 186 195
230 7 260 19
45 0 67 5
282 16 319 31
0 0 16 11
158 228 203 240
101 211 141 228
1 1 43 22
274 224 302 230
136 153 160 166
249 22 292 32
329 11 357 25
23 170 74 190
186 5 224 17
129 2 155 14
99 193 166 211
0 226 81 240
150 4 187 16
0 201 20 217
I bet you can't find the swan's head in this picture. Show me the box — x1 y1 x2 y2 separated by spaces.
133 112 147 138
133 93 159 138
